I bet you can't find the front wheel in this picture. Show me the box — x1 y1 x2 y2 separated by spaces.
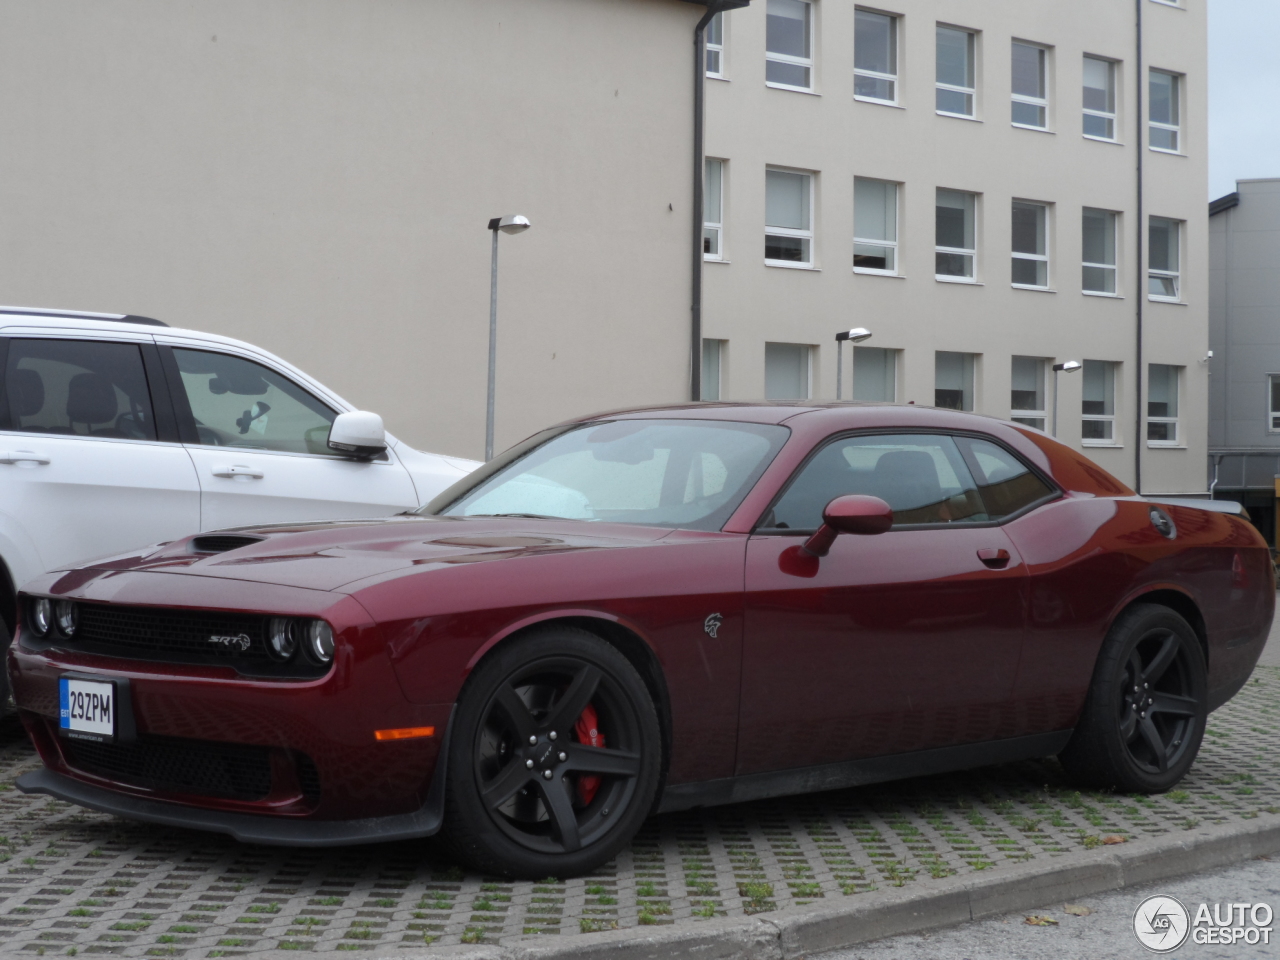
441 628 662 878
1059 603 1207 793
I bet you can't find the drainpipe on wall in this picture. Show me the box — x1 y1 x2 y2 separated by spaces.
1134 0 1145 493
690 0 750 402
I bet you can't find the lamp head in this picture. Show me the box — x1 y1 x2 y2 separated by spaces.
1052 360 1083 373
835 327 873 343
488 215 531 235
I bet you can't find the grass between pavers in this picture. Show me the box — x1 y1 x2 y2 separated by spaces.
0 665 1274 953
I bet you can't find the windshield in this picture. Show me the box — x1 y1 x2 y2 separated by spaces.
433 419 789 531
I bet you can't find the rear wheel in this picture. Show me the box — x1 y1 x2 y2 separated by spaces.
1059 603 1207 793
441 628 661 878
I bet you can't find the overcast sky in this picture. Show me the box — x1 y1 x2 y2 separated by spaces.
1208 0 1280 199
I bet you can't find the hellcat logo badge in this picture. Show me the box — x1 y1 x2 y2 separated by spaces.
208 633 252 652
703 613 723 638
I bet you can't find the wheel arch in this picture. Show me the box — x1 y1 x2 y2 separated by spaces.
465 612 674 785
1112 587 1209 667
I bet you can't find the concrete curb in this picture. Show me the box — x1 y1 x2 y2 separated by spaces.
245 814 1280 960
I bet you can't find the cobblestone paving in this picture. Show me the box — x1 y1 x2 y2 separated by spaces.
1 667 1276 956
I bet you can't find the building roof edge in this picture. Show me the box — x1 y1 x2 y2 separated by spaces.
1209 192 1240 216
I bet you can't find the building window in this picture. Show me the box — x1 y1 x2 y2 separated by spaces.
1148 216 1181 300
936 189 977 280
1269 376 1280 432
853 178 898 274
701 339 725 400
852 346 897 401
706 12 725 77
936 26 976 117
1011 41 1048 129
766 0 812 92
765 168 813 267
1147 364 1180 444
1011 356 1047 430
765 342 812 399
1082 360 1117 443
1082 56 1117 140
855 9 897 104
704 159 724 259
1149 69 1181 152
1011 201 1049 288
935 351 976 411
1082 207 1119 294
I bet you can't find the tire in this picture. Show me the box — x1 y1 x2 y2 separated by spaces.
1059 603 1207 793
440 627 662 879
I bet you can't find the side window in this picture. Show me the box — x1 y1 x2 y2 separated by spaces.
172 349 336 455
956 437 1056 518
3 339 157 441
764 434 989 530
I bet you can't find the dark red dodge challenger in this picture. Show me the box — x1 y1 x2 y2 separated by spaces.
8 404 1274 878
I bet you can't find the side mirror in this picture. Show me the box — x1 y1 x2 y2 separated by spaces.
328 410 387 459
802 495 893 557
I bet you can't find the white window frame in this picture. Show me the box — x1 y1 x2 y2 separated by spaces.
1081 359 1119 446
1010 356 1048 430
1148 216 1181 302
765 0 814 93
765 167 815 269
1011 200 1050 290
1082 207 1119 296
1082 55 1118 142
852 346 898 402
1146 364 1180 446
704 158 725 261
935 189 978 282
854 8 898 106
1268 375 1280 433
1010 41 1049 130
706 11 725 79
701 339 725 401
1148 69 1181 153
934 351 977 412
936 25 977 119
764 342 814 400
853 177 899 276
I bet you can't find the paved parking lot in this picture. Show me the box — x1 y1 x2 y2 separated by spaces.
0 664 1276 957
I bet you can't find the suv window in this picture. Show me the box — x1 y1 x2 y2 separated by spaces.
958 436 1056 518
3 339 157 441
173 349 336 455
764 434 989 530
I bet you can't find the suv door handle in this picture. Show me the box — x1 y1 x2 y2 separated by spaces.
0 450 50 466
977 547 1011 568
212 465 265 480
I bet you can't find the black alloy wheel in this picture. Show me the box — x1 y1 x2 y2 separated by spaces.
442 628 661 878
1059 603 1207 793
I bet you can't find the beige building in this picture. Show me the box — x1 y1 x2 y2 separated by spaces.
700 0 1208 494
0 0 718 460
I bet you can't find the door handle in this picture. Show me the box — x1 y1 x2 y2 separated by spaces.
0 450 50 466
212 465 264 480
977 547 1011 569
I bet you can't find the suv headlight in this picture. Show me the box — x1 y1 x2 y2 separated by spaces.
54 601 78 638
29 598 52 637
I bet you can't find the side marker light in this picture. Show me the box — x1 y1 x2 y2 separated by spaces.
374 726 435 741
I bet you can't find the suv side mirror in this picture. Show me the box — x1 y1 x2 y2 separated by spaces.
802 495 893 557
328 411 387 459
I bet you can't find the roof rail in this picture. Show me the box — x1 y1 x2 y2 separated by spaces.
0 306 167 327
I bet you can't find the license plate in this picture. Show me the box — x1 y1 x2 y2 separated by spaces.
59 677 116 741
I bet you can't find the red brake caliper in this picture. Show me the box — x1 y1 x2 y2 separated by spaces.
573 704 605 805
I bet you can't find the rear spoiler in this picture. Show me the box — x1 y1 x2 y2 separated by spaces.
1142 496 1247 517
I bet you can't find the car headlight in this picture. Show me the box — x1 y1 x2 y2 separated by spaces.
54 601 78 638
267 617 298 661
29 598 52 637
306 620 334 664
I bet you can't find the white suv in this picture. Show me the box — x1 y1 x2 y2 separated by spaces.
0 307 478 692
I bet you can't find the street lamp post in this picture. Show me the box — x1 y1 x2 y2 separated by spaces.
835 328 873 400
485 214 531 461
1051 360 1083 437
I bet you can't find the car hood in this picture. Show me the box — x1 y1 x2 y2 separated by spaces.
73 516 678 592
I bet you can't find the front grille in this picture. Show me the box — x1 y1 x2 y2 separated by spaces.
50 604 327 679
296 753 322 803
62 735 274 801
191 535 264 554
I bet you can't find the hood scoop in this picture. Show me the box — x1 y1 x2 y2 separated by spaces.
191 534 266 555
